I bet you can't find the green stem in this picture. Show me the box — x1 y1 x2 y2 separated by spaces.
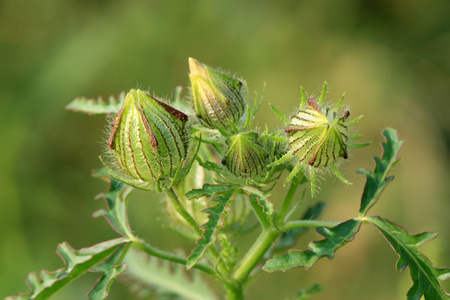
281 220 339 231
165 188 221 264
277 179 300 224
225 283 244 300
232 228 281 283
133 239 216 276
166 188 203 236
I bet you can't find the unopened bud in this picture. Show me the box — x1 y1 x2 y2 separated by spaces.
223 132 268 177
102 89 189 191
285 97 349 167
189 58 246 130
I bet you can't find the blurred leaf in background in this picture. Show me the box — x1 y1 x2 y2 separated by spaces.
1 0 449 299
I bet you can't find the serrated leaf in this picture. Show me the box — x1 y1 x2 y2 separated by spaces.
66 92 125 115
367 216 450 300
92 169 134 238
263 219 361 272
186 185 239 269
88 243 130 300
122 248 218 300
6 238 129 300
185 184 234 199
241 186 273 215
357 128 403 215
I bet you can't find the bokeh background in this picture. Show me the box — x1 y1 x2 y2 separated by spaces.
1 0 449 299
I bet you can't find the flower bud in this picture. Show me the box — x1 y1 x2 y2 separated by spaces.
223 132 268 178
285 97 349 167
101 89 189 191
189 58 246 130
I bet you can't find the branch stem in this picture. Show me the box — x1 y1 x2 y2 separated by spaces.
166 188 202 236
281 220 339 231
278 179 300 224
133 240 216 275
165 188 221 263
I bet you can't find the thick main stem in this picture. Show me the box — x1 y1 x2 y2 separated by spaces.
232 228 281 283
225 283 244 300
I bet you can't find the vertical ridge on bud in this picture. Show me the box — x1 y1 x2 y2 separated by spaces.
102 89 190 191
223 132 268 178
285 97 349 168
189 58 246 130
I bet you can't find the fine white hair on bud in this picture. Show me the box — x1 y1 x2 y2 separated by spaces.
189 58 246 131
223 132 268 178
101 89 190 191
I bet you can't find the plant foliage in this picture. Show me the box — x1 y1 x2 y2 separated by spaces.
263 219 362 271
66 93 125 115
6 239 130 300
185 184 240 269
367 216 450 300
10 57 449 300
121 248 218 300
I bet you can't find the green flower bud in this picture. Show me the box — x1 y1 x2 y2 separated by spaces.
285 97 349 167
223 132 268 178
189 58 246 130
101 89 190 191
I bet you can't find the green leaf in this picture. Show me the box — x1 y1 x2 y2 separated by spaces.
186 184 239 269
241 186 273 215
296 283 323 300
88 243 130 300
358 128 403 216
6 238 129 300
122 248 218 300
66 92 125 115
92 169 134 238
263 219 361 272
367 216 450 300
185 183 234 199
196 159 241 182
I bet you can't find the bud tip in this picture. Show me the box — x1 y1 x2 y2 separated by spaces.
188 57 208 77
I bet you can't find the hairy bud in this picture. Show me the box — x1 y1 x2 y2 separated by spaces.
101 89 190 191
285 97 349 167
189 58 246 130
223 132 268 178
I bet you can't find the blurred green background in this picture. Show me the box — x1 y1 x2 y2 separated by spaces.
1 0 449 299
